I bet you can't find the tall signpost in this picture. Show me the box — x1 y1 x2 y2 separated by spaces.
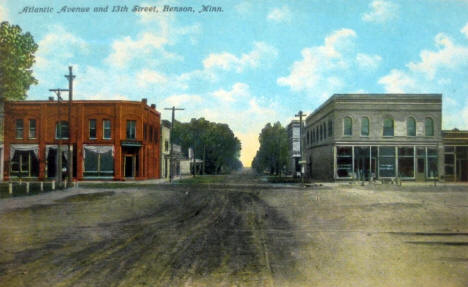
295 110 307 186
49 89 68 188
65 66 75 184
164 106 184 183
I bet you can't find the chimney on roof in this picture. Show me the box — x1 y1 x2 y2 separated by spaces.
151 104 156 109
48 96 54 101
142 98 147 105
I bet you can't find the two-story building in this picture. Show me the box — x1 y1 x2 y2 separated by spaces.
160 119 171 179
3 98 161 181
303 94 443 181
286 120 301 176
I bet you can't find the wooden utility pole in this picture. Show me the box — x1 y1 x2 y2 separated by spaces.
64 66 75 183
49 89 68 188
295 110 307 185
164 106 184 182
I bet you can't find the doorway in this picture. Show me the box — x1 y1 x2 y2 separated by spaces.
124 155 136 178
354 147 370 180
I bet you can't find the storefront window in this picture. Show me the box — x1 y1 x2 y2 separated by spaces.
379 147 395 177
398 147 414 178
427 148 438 178
10 150 39 177
337 146 352 177
84 146 114 177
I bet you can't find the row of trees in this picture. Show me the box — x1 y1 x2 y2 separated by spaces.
251 122 288 175
0 21 38 102
172 118 243 174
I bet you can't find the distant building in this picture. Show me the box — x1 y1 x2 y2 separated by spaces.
304 94 444 181
442 129 468 181
160 120 171 179
3 98 160 181
286 120 301 176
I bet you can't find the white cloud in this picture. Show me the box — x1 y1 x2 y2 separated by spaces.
379 32 468 93
105 33 175 69
212 83 250 102
362 0 398 23
407 33 468 79
462 22 468 38
378 69 416 93
32 25 89 94
36 25 89 69
277 29 357 94
356 53 382 70
267 6 292 23
378 24 468 130
137 69 168 87
203 42 278 73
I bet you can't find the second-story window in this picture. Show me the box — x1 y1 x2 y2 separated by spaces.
344 117 352 136
16 119 24 139
164 140 169 152
328 120 333 137
425 117 434 136
126 120 136 139
56 121 69 139
89 119 97 139
383 117 394 137
103 120 111 139
29 119 36 139
361 117 369 136
407 117 416 136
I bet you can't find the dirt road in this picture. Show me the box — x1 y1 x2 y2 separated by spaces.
0 178 468 286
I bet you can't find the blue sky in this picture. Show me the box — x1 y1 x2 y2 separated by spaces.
1 0 468 166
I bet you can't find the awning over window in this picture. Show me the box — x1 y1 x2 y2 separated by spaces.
46 145 71 160
83 145 114 158
10 144 39 159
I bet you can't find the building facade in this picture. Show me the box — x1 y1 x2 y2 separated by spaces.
303 94 444 181
160 120 171 179
442 129 468 182
287 120 301 176
3 98 161 181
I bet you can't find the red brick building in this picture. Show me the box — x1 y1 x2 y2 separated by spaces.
3 98 161 181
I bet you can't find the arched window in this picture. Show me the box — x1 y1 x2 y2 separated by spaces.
361 117 369 136
407 117 416 136
319 125 323 141
383 117 394 136
425 117 434 136
328 119 333 137
56 121 69 139
344 117 352 136
316 126 319 142
312 130 315 143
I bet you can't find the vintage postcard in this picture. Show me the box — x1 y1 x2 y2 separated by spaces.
1 0 468 286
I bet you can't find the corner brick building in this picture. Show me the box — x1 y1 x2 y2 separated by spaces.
3 98 161 181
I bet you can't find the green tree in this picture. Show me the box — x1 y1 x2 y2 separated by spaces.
172 118 243 174
0 22 38 101
251 122 288 175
